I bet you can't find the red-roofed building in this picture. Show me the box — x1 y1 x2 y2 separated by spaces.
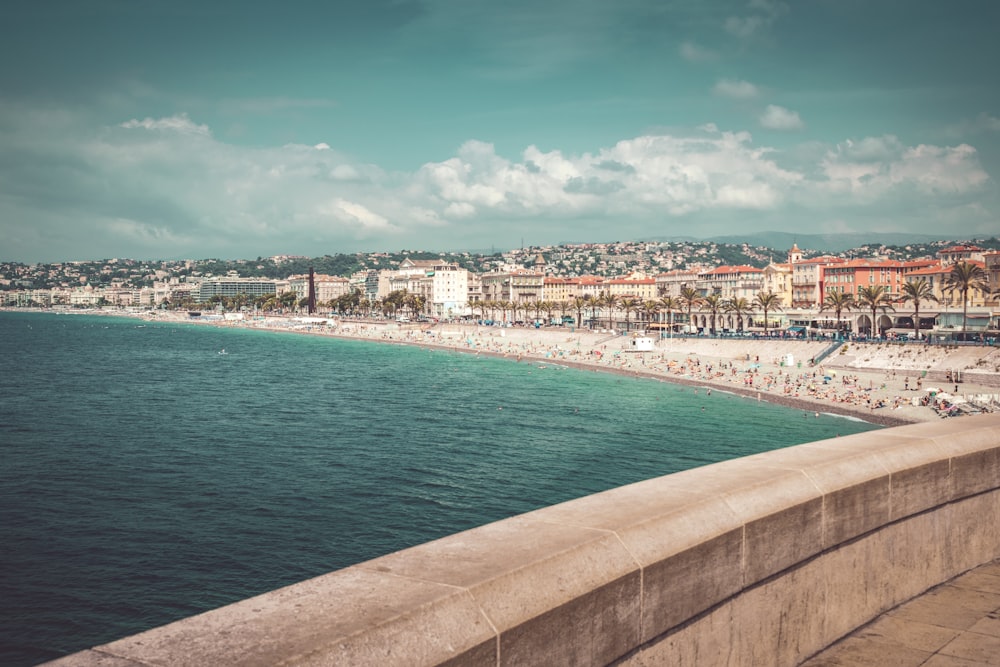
792 257 845 307
605 276 657 300
698 265 764 301
937 245 985 265
823 259 907 301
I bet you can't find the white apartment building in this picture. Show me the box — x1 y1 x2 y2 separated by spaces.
425 263 469 319
698 265 764 301
480 270 544 305
380 259 471 319
655 269 700 298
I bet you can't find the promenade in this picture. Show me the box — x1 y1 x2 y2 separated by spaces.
802 559 1000 666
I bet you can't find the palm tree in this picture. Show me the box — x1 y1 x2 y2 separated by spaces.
679 286 702 333
600 292 620 330
702 294 723 334
253 293 273 312
900 278 938 340
529 300 544 323
641 299 659 331
278 291 298 312
405 293 426 319
944 261 989 334
260 295 279 312
725 297 752 332
753 291 782 336
510 300 523 323
571 296 588 328
820 291 855 337
620 297 640 332
658 295 678 335
540 300 556 325
857 285 894 338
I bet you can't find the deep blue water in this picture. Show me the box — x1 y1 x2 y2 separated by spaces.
0 311 879 665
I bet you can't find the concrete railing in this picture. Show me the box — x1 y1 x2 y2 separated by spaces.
50 414 1000 666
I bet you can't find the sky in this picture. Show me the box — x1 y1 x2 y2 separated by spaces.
2 0 999 263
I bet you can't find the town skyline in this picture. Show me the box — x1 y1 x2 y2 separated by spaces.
2 1 999 263
4 236 998 322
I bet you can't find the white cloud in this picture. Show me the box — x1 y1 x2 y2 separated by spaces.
947 112 1000 137
120 113 210 136
0 108 994 261
713 78 760 99
759 104 804 130
724 15 766 38
314 142 331 150
725 0 788 38
819 136 988 198
679 41 717 62
320 198 394 233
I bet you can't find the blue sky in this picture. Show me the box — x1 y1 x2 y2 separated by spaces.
2 0 998 263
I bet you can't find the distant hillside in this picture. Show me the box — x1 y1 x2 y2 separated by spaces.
704 231 951 253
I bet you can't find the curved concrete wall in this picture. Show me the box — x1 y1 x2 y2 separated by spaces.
50 414 1000 667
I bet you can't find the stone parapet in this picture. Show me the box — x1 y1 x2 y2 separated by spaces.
47 415 1000 666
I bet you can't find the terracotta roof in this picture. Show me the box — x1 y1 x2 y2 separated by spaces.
905 266 949 276
826 258 905 269
704 265 764 275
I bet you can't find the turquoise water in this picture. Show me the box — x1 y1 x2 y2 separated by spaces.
0 311 879 665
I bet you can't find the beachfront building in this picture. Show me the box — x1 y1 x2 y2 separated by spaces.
2 288 52 306
543 277 575 303
196 278 278 302
480 270 544 306
655 269 701 298
386 271 424 296
347 270 376 302
823 259 907 301
102 287 140 307
761 263 793 306
379 261 471 319
423 262 470 319
467 272 482 310
573 276 606 301
69 286 102 306
605 274 657 300
792 257 845 307
698 265 764 301
287 274 352 305
937 244 986 266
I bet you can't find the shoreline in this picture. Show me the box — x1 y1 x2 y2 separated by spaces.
345 333 917 427
10 308 1000 426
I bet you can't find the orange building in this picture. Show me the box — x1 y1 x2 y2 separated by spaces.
822 259 907 300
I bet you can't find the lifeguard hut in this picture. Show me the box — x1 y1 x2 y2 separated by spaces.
628 333 655 352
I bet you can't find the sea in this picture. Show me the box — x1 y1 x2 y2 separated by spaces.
0 311 879 665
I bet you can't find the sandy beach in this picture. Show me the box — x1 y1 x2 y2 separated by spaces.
140 311 1000 427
